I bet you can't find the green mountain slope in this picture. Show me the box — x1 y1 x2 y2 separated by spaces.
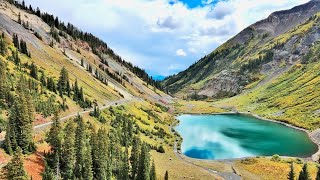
162 0 320 100
0 0 171 106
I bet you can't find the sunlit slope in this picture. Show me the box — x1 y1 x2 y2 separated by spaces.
0 1 171 105
163 0 320 99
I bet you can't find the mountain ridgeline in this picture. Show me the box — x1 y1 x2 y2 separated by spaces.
162 0 320 99
10 0 163 90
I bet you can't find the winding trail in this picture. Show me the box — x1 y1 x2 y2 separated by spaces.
34 98 139 131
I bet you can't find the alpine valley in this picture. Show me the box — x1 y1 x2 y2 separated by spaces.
1 0 320 180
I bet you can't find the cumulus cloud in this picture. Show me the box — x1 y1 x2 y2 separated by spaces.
207 1 234 19
157 16 181 30
24 0 309 76
176 49 187 56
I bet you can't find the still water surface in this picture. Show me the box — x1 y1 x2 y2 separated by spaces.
176 114 318 160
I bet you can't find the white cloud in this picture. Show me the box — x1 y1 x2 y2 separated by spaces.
157 16 181 30
24 0 309 76
176 49 187 56
207 1 234 19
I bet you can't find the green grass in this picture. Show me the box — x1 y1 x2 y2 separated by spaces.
234 157 318 180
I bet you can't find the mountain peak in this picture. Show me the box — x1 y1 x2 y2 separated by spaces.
230 0 320 44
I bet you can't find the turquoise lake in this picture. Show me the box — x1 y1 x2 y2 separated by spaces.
176 114 318 160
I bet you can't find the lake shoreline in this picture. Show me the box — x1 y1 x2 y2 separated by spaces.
175 112 320 162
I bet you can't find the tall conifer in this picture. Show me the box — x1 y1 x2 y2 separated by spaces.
288 162 295 180
5 147 28 180
298 163 311 180
61 120 76 179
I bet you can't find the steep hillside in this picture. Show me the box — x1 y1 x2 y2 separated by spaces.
0 1 185 179
0 1 171 105
162 0 320 99
214 35 320 130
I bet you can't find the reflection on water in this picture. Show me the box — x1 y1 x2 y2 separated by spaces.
176 114 317 160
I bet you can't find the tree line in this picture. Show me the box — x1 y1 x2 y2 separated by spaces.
240 50 274 73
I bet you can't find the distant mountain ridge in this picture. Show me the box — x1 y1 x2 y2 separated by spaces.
162 0 320 99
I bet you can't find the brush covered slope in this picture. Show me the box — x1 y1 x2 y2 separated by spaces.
0 0 171 105
163 0 320 99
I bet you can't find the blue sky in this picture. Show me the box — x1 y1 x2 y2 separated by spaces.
24 0 308 78
177 0 214 8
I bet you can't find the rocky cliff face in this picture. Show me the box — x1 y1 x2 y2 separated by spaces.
198 70 242 98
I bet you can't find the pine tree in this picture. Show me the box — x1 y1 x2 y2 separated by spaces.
91 128 109 180
74 115 93 179
59 85 63 97
79 87 84 101
316 165 320 180
299 163 310 180
4 124 13 155
19 39 28 55
13 50 20 66
73 79 79 101
0 58 7 101
130 136 141 180
120 148 130 180
164 171 169 180
137 142 150 180
57 67 69 95
150 160 156 180
18 12 22 24
5 147 28 180
4 122 17 155
108 130 122 178
288 162 295 180
82 138 93 180
5 77 35 154
13 34 19 49
46 112 63 169
74 115 85 179
91 128 99 179
66 80 71 97
40 72 47 87
81 58 84 67
12 34 20 49
0 36 6 55
47 77 56 93
61 121 76 180
95 128 111 180
42 161 55 180
30 63 38 80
